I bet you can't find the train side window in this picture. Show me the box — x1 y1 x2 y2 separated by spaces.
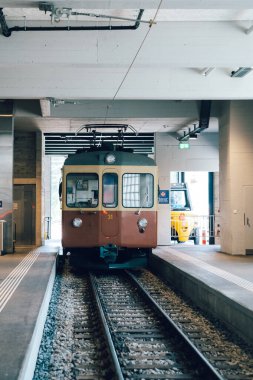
66 173 98 208
102 173 118 208
122 173 154 208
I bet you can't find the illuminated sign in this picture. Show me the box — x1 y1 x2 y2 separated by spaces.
179 142 190 149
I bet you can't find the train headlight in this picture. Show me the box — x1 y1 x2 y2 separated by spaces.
137 218 148 232
72 218 83 228
105 153 116 164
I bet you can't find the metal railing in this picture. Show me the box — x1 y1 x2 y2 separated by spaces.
170 214 220 245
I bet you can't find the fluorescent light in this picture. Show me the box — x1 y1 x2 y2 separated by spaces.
189 133 198 140
231 67 253 77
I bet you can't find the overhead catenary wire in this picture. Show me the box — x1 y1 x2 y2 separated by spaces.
103 0 163 125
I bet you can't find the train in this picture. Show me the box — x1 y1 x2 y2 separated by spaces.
60 144 158 269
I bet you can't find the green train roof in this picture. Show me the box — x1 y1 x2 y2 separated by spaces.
64 149 156 166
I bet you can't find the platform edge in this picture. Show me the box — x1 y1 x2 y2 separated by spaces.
17 258 56 380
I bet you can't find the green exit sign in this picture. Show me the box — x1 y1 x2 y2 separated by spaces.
179 142 190 149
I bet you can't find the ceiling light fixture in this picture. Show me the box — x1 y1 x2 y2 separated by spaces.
231 67 253 77
245 24 253 35
178 124 199 142
201 67 215 76
189 133 198 140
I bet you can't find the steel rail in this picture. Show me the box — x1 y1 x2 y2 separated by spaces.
126 270 224 380
89 273 124 380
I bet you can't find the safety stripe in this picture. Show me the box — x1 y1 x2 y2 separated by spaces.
164 248 253 293
0 249 40 313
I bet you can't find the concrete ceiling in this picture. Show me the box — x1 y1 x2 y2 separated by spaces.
1 1 253 139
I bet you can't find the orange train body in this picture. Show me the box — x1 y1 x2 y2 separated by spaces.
60 146 158 269
62 210 157 248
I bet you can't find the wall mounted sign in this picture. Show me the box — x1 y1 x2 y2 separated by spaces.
158 190 169 204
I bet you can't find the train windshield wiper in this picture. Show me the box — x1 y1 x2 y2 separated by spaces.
135 193 148 215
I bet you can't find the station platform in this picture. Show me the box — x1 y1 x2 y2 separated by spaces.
0 244 58 380
151 244 253 346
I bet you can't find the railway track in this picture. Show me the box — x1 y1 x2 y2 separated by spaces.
91 271 220 380
34 265 253 380
126 269 253 380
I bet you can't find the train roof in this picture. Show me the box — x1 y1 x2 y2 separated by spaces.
64 148 156 166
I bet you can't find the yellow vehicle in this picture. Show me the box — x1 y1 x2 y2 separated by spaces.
170 183 199 244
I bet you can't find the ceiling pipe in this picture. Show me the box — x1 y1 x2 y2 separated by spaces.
0 8 144 37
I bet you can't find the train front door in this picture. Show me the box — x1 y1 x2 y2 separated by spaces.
101 170 119 238
13 185 36 246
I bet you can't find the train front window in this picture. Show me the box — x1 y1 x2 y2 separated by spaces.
102 173 118 208
122 173 154 208
66 173 98 208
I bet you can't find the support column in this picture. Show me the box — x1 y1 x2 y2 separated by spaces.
219 101 253 255
0 101 14 253
155 134 171 245
36 132 42 247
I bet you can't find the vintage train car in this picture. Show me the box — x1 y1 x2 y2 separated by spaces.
60 146 158 269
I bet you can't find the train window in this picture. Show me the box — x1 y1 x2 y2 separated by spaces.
66 173 98 208
102 173 118 208
122 173 154 208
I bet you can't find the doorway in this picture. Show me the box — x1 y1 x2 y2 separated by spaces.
13 185 36 246
170 172 215 245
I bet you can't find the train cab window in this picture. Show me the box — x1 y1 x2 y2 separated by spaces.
66 173 98 208
122 173 154 208
102 173 118 208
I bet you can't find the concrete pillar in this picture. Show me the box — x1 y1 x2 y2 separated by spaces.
220 101 253 255
0 102 14 253
36 132 42 247
42 154 51 244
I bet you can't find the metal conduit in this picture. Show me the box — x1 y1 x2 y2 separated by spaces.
0 8 144 37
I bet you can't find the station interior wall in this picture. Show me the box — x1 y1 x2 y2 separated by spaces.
155 132 219 245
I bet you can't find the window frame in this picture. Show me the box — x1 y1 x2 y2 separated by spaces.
66 172 99 208
122 172 154 209
102 172 118 208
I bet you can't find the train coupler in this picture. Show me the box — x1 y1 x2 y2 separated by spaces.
100 244 118 263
